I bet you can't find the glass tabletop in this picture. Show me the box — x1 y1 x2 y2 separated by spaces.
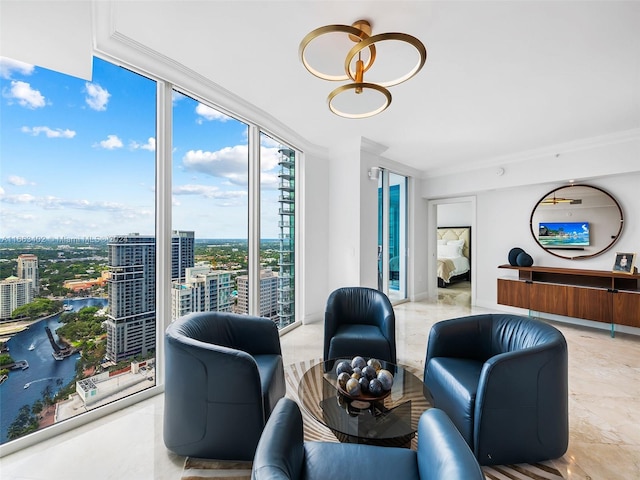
297 360 431 447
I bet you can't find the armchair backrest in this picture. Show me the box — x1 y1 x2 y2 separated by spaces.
425 314 566 365
169 311 282 356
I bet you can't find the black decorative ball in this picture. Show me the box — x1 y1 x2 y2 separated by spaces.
335 361 352 376
508 247 525 266
516 251 534 267
368 378 383 396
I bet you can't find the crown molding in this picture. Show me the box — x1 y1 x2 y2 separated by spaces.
424 128 640 179
92 0 328 160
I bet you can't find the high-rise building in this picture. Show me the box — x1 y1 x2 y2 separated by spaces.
172 230 195 282
236 269 278 320
105 231 194 362
277 147 295 328
0 276 33 319
17 254 39 296
171 264 233 319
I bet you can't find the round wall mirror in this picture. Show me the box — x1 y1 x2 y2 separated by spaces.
529 184 624 260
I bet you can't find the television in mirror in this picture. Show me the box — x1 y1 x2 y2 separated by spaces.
538 221 590 247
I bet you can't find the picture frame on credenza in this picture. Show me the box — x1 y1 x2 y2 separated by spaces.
612 252 637 274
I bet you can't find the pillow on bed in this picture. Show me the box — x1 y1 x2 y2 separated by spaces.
447 239 465 247
438 244 463 258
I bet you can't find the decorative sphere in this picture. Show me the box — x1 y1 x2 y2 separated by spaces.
508 247 525 266
336 361 353 376
368 378 383 397
351 369 362 380
351 356 367 370
362 365 377 381
377 369 394 390
337 372 350 389
367 358 382 372
516 251 534 267
358 376 370 394
346 377 361 396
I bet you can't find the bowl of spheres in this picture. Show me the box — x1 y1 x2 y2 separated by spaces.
334 356 394 405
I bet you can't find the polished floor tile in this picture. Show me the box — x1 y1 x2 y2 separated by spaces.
1 288 638 479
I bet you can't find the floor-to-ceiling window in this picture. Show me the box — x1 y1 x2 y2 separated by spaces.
0 55 300 451
377 170 408 302
171 92 249 320
0 56 157 445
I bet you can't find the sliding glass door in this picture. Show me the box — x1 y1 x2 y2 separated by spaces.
377 170 407 302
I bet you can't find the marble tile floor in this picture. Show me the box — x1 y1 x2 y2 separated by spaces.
1 294 638 479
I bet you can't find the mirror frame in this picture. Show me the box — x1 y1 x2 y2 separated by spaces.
529 184 624 260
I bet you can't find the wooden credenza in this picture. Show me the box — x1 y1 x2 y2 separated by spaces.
497 264 640 328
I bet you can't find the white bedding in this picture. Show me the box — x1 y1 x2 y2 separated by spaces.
447 255 470 277
436 227 471 282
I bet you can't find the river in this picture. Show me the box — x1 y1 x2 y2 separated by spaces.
0 297 107 444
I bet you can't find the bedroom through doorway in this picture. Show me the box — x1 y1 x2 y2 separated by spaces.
436 202 473 306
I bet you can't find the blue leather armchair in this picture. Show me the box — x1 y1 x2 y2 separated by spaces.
424 313 568 466
251 398 484 480
324 287 396 365
163 312 286 460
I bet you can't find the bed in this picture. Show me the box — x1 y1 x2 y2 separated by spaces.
437 226 471 288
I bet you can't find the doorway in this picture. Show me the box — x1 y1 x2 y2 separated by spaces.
427 197 476 305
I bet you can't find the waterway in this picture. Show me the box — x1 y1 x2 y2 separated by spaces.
0 297 107 444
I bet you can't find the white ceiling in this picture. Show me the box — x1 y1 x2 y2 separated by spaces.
108 1 640 176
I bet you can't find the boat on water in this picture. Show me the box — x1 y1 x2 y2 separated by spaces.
0 374 8 385
28 343 35 351
24 383 29 389
63 304 73 311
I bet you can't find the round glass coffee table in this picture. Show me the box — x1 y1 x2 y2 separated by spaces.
297 360 431 447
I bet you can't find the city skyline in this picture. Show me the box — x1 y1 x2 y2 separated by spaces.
0 56 285 240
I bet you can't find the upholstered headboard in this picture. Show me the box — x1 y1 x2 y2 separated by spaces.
437 226 471 260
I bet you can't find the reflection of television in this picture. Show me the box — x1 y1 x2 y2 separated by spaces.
538 222 590 247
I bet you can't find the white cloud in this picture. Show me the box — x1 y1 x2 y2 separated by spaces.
182 145 249 186
0 192 151 219
5 80 45 108
173 184 246 200
21 126 76 138
195 103 231 123
7 175 35 186
260 146 281 172
1 193 36 204
0 57 35 79
131 137 156 151
95 134 123 150
85 82 110 111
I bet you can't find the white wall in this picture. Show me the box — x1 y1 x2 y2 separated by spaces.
438 202 473 227
301 149 330 323
325 138 426 300
422 135 640 318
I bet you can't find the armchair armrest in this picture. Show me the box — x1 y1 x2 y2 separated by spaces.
473 343 568 464
417 409 484 480
252 398 304 480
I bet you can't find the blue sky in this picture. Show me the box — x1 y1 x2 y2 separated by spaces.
1 56 285 240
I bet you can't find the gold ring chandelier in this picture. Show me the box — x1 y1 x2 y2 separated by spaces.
299 20 427 119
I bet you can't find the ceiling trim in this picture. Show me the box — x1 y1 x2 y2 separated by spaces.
92 0 328 159
424 128 640 179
